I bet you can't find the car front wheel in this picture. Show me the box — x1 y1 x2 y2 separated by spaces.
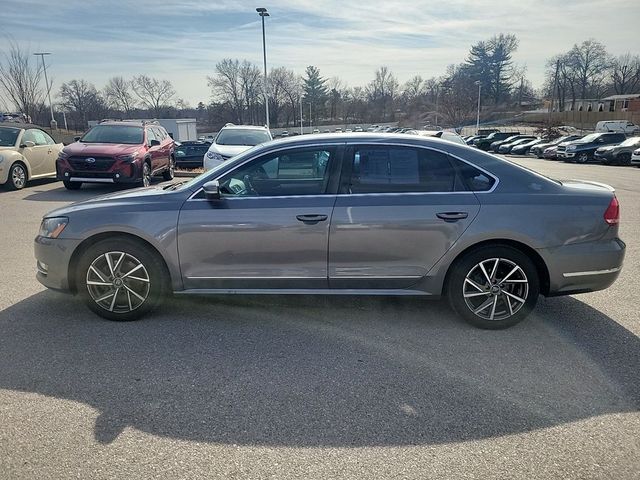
76 238 167 321
139 162 151 187
446 245 540 329
162 156 175 181
576 152 589 164
8 163 27 190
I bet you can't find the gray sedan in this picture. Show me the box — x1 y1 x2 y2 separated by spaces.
34 134 625 329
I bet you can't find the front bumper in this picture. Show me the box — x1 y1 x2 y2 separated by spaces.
57 158 142 184
34 236 81 292
540 237 625 296
558 151 575 159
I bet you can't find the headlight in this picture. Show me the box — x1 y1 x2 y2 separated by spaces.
206 151 224 161
39 217 68 239
118 152 139 162
57 151 69 161
567 145 576 151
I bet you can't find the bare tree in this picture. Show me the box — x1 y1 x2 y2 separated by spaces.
0 40 45 119
59 79 105 126
239 61 263 125
130 75 175 117
438 64 477 126
207 59 244 123
366 66 399 121
103 76 136 116
569 39 610 101
610 53 640 94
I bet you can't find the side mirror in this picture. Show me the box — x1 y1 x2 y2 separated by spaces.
21 141 36 148
74 136 81 142
150 139 161 147
203 180 221 201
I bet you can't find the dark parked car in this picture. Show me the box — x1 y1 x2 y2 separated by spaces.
489 135 532 153
473 132 520 151
465 135 486 145
497 136 538 154
558 132 626 163
530 135 582 158
593 136 640 165
174 141 211 169
56 120 175 189
477 128 499 136
510 138 544 155
35 133 624 330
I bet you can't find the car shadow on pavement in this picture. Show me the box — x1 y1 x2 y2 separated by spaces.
0 291 637 447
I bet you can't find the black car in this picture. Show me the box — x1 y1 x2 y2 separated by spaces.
174 141 211 169
489 135 532 153
530 135 582 158
593 136 640 165
510 138 544 155
558 133 626 164
474 132 520 151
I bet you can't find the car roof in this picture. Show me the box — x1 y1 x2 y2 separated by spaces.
220 124 268 131
0 123 43 131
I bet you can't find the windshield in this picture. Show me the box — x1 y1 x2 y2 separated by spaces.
619 137 640 147
81 125 144 144
576 133 600 143
0 127 20 147
215 129 270 146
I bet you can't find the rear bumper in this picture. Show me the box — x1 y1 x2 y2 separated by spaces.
34 236 80 293
540 237 625 296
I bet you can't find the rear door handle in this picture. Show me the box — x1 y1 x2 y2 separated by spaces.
436 212 468 222
296 214 328 225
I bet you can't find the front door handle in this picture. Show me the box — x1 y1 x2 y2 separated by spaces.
296 214 328 225
436 212 468 222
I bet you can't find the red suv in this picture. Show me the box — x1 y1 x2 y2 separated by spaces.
56 120 175 189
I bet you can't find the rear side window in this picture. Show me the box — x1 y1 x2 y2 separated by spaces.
450 158 496 192
349 146 456 193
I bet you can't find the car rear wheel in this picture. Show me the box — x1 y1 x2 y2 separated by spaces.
617 153 632 166
63 180 82 190
162 156 175 181
8 163 27 190
446 245 540 329
76 238 167 321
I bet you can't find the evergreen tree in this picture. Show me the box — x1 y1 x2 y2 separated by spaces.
302 66 328 124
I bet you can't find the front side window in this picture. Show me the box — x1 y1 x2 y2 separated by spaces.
218 148 332 197
146 128 157 146
348 146 456 193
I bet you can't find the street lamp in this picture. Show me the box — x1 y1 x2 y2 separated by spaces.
256 8 270 131
34 52 56 129
475 80 482 133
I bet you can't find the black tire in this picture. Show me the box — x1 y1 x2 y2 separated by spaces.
63 180 82 190
7 162 27 190
76 237 168 321
162 156 175 181
576 152 589 164
139 161 152 187
617 153 632 166
446 245 540 329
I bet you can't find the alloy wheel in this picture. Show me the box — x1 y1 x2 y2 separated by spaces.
11 164 26 189
142 163 151 187
85 251 150 313
462 258 529 321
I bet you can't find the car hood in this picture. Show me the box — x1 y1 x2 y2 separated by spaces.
63 142 141 156
0 146 18 152
209 144 253 157
44 185 178 218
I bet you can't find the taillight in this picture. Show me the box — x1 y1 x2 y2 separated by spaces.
604 196 619 225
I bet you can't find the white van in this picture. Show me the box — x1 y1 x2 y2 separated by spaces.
595 120 640 134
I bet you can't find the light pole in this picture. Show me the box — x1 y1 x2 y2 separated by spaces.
299 96 303 135
256 8 270 131
434 85 439 128
34 52 56 129
309 102 312 132
475 80 482 133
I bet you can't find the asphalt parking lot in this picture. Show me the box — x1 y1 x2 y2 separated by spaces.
0 158 638 479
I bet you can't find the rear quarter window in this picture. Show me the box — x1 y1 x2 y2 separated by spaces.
450 158 496 192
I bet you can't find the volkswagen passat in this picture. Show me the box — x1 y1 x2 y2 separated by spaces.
35 134 625 329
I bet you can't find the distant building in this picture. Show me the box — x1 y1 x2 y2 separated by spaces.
601 94 640 112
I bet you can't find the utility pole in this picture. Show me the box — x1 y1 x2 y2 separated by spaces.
309 102 312 132
475 81 482 133
34 52 56 129
256 8 270 130
548 59 560 127
299 96 303 135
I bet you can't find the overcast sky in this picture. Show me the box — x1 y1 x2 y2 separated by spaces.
2 0 639 106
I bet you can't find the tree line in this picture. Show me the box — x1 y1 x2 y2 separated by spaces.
1 35 639 131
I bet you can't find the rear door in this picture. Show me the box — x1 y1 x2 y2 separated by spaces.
328 144 481 289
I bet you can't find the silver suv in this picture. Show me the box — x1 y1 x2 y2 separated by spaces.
203 124 271 171
35 133 625 329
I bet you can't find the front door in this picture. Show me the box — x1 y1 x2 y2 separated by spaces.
178 146 341 290
328 145 481 289
20 129 57 177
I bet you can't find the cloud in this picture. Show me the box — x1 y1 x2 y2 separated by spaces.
1 0 638 105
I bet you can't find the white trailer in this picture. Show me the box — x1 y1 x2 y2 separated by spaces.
156 119 197 142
